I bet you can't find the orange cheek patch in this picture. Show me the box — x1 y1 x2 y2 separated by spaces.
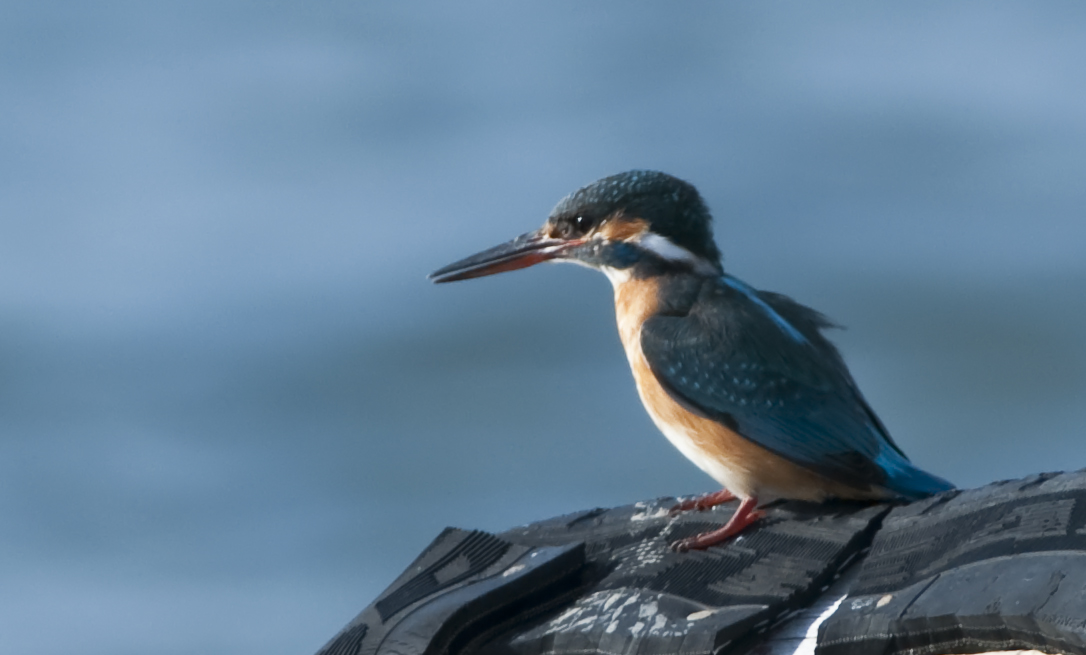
596 216 649 242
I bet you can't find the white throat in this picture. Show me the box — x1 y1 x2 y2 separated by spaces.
601 266 633 286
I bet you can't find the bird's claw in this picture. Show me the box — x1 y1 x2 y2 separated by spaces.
668 499 699 517
668 501 765 552
670 537 695 553
668 489 737 517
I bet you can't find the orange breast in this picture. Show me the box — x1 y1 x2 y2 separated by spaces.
612 278 884 503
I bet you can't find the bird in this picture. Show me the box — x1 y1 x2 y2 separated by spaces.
429 170 954 552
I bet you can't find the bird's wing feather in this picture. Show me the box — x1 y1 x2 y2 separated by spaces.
640 277 893 490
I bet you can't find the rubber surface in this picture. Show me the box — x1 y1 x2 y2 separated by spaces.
819 471 1086 655
475 497 887 655
315 528 585 655
317 472 1086 655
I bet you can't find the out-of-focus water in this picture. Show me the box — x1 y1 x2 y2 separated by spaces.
2 3 1085 654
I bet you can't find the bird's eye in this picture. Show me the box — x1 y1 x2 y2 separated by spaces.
554 216 592 239
572 215 596 235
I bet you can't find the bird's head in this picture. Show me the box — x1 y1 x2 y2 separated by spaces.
429 170 723 284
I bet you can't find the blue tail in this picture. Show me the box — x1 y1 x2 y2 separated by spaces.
874 449 955 500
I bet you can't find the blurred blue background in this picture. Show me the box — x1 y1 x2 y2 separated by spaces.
2 2 1085 653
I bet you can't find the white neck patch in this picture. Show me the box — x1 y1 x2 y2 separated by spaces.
635 233 719 276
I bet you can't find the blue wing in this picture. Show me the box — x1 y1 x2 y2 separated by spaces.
640 275 953 499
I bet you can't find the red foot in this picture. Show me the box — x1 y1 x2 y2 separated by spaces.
669 489 736 516
671 497 765 552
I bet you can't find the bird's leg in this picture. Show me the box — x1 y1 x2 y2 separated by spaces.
669 489 736 516
670 497 765 552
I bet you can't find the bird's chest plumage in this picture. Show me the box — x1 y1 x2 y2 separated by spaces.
612 278 761 496
611 276 848 502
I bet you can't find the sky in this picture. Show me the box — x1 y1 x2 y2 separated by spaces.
2 3 1085 654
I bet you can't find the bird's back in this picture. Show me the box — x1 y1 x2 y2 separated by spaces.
614 272 953 501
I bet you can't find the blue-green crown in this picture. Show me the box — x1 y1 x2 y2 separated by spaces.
549 170 723 265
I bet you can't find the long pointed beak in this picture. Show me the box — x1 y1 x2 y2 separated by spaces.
429 229 578 283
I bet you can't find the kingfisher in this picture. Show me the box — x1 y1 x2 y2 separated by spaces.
429 170 953 552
